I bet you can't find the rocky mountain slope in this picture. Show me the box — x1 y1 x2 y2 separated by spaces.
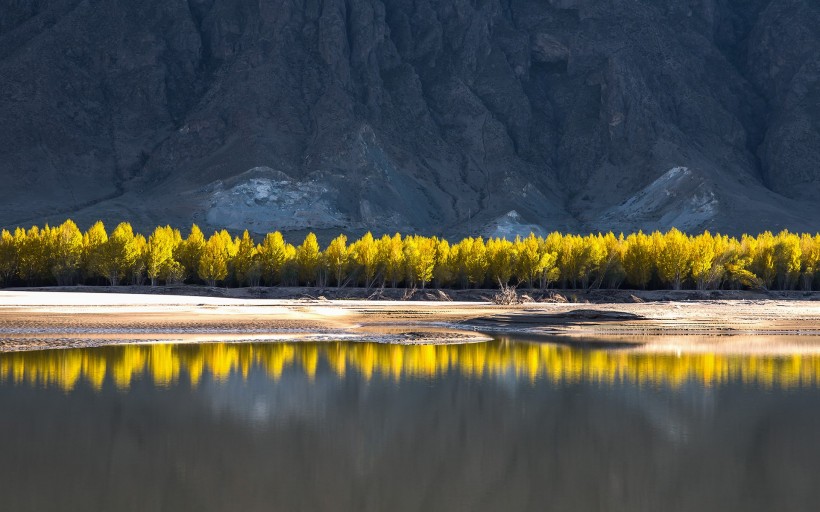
1 0 819 236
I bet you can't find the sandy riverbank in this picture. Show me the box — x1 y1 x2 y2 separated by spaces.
1 290 820 353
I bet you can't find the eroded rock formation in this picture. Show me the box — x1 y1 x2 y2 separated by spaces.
1 0 818 236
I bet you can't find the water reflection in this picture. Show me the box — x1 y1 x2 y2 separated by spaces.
2 339 820 391
1 339 820 512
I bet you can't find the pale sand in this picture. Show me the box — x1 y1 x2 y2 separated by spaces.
2 290 820 353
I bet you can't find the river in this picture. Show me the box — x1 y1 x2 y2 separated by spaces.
1 339 818 511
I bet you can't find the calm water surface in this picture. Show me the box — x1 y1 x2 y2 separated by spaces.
1 339 819 512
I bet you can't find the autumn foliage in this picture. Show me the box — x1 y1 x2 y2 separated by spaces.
1 221 819 291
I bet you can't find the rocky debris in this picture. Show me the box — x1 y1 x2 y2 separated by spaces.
0 0 819 236
203 167 348 232
482 210 547 239
598 167 719 233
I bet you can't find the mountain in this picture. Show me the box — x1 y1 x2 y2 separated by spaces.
1 0 819 237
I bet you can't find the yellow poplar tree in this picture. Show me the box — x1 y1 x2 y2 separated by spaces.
198 232 229 286
656 228 692 290
486 237 515 286
581 234 607 288
799 233 820 290
433 238 452 288
221 230 239 259
515 233 555 288
708 233 732 288
146 226 181 286
749 232 776 289
448 237 486 288
538 233 561 288
129 234 148 284
82 221 108 282
690 231 716 290
49 220 83 285
591 233 624 289
16 226 47 284
176 224 206 282
258 231 288 285
463 237 488 287
622 232 654 289
296 233 321 286
232 230 259 287
378 233 406 288
279 243 299 286
724 235 761 289
96 222 141 285
324 234 349 287
403 235 436 288
773 230 801 290
0 229 16 284
6 218 820 293
415 236 437 288
556 234 589 288
350 232 378 288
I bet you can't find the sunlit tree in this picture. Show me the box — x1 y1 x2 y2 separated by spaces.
799 233 820 290
296 233 321 286
129 234 148 285
724 235 761 289
622 232 654 289
0 229 17 285
656 228 691 290
537 233 561 288
378 233 406 288
592 232 625 289
405 235 437 289
82 221 108 283
176 224 206 283
580 234 607 289
515 233 556 288
3 218 820 294
47 220 83 285
773 230 801 290
486 237 515 286
324 234 349 287
350 232 379 288
258 231 288 285
198 232 230 286
461 237 488 287
690 231 716 290
91 222 141 286
556 234 590 288
749 232 776 289
432 238 453 288
232 230 260 287
146 226 181 286
15 226 47 285
279 243 299 286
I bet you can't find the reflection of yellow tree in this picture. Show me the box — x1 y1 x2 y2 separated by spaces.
3 342 820 392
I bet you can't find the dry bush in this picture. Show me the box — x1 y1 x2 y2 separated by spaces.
492 280 520 305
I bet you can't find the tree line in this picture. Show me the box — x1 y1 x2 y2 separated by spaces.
0 219 819 291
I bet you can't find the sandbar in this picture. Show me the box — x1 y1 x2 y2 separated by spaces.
2 289 820 354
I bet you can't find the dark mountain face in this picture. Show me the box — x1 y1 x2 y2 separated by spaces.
1 0 819 236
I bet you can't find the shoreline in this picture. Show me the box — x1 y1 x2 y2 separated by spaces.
2 290 820 354
4 284 820 303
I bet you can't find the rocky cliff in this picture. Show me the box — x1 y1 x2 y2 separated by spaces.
1 0 819 236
